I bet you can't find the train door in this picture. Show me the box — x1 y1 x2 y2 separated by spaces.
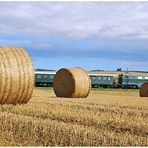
125 75 129 84
118 74 123 85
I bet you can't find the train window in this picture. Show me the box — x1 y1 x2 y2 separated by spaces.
50 75 54 79
145 77 148 79
37 75 42 79
102 77 107 80
108 77 111 80
92 76 96 80
44 75 48 79
128 76 131 79
138 76 142 79
98 77 101 80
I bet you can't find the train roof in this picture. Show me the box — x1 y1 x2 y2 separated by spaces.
119 73 148 76
88 73 117 76
35 70 56 75
35 70 117 76
35 70 148 77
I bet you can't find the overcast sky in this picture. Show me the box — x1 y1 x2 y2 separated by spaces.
0 2 148 71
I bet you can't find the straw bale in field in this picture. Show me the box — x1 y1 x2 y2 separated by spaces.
0 47 34 104
139 82 148 97
53 68 91 98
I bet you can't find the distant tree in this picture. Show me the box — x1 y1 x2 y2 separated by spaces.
117 68 122 71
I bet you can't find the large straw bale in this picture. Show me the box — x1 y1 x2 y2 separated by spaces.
139 82 148 97
53 68 91 98
0 47 34 104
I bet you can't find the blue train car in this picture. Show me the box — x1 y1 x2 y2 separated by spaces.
89 73 117 88
118 74 148 88
35 70 56 87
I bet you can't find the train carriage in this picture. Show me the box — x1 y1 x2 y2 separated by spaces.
89 74 117 88
118 74 148 88
35 70 56 87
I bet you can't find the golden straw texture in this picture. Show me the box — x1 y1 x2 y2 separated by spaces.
139 82 148 97
0 47 34 104
53 68 91 98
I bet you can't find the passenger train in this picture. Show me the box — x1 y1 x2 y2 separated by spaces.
35 70 148 89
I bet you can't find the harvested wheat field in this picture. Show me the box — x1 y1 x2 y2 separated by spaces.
0 88 148 146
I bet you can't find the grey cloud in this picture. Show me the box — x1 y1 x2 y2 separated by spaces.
0 2 148 39
0 39 52 50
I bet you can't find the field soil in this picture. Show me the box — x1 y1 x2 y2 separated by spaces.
0 88 148 146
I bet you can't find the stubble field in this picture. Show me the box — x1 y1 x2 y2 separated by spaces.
0 87 148 146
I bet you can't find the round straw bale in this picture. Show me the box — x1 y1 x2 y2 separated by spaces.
139 82 148 97
0 47 34 104
53 68 91 98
